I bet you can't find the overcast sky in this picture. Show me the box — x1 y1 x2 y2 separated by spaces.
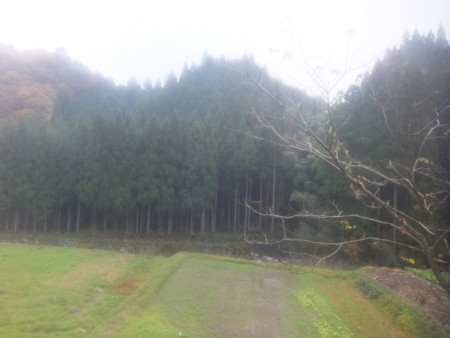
1 0 449 96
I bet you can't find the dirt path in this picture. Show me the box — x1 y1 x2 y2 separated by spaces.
143 257 441 337
365 268 450 329
152 258 304 337
211 270 295 337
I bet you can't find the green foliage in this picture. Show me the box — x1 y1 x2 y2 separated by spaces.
405 267 450 285
395 313 417 333
295 288 354 337
0 54 302 235
355 278 383 299
352 271 450 337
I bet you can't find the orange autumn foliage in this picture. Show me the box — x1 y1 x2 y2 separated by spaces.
0 44 98 120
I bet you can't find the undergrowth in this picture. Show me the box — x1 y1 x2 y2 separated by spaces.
354 278 383 299
405 267 450 285
0 231 250 257
352 273 449 338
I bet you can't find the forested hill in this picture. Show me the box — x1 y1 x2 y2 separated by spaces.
0 28 449 263
0 44 106 120
0 46 318 235
0 44 310 122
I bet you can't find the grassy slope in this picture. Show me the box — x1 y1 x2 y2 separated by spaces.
143 257 416 338
0 243 445 337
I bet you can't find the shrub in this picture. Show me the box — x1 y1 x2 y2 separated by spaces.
405 267 450 285
396 313 417 333
355 279 383 299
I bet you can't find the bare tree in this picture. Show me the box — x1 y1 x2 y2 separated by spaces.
244 41 450 294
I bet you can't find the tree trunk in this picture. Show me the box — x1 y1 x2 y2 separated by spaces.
211 193 217 234
113 217 118 232
444 239 450 260
56 207 61 233
271 145 277 233
220 188 225 227
5 211 9 232
125 215 130 234
146 203 151 234
76 199 81 233
211 205 215 234
201 208 206 234
32 214 37 233
258 179 263 232
103 209 108 232
376 199 381 238
67 205 71 233
393 185 398 265
244 176 249 234
24 211 28 233
91 208 96 231
424 243 450 295
234 181 238 233
227 191 232 232
14 209 18 233
167 213 173 235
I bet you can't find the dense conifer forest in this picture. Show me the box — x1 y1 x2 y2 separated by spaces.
0 29 449 269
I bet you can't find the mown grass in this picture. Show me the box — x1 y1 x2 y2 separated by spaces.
0 242 186 337
0 242 447 337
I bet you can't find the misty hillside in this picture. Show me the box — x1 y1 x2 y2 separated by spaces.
0 45 310 122
0 30 449 271
0 44 108 120
0 46 315 233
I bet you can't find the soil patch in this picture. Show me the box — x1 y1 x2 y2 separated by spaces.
46 254 131 287
365 268 450 329
111 276 141 293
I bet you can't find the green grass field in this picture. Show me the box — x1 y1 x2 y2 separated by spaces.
0 242 447 337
